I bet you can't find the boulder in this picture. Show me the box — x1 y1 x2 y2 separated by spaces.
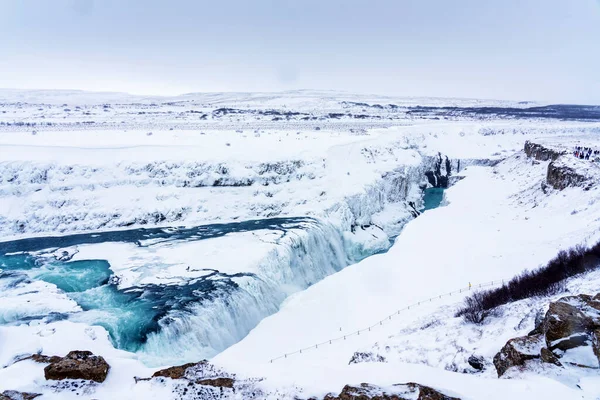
540 348 561 366
467 355 485 371
493 334 544 377
323 382 460 400
348 352 387 365
494 293 600 376
0 391 41 400
543 300 590 351
44 350 110 383
147 360 236 388
543 294 600 354
152 362 198 380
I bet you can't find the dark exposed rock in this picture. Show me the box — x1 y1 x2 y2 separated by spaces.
524 141 564 161
8 353 62 367
467 355 485 371
323 383 460 400
27 354 62 364
493 334 544 377
196 377 235 389
425 153 451 188
540 347 561 366
546 161 587 190
592 328 600 361
348 352 387 365
152 362 198 380
543 300 590 351
0 391 42 400
44 350 110 383
146 360 237 389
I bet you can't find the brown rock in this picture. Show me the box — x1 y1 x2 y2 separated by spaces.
493 334 544 377
152 362 199 380
409 383 460 400
543 295 599 351
27 354 62 364
322 382 459 400
544 300 588 348
148 360 236 389
196 377 235 388
44 350 110 383
0 391 41 400
540 347 561 366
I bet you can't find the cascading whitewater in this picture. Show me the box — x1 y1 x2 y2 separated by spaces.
135 221 354 366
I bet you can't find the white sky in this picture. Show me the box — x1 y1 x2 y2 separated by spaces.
1 0 599 103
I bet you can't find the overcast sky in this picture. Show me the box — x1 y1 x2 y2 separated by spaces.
1 0 599 103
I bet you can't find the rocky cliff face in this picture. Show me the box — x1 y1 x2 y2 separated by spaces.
546 160 588 190
523 141 593 191
425 153 452 188
524 141 564 161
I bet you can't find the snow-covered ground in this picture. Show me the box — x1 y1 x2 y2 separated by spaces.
1 90 600 399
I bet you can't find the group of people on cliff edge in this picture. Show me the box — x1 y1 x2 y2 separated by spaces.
573 146 599 160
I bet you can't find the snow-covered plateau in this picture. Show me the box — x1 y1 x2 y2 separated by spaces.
1 90 600 399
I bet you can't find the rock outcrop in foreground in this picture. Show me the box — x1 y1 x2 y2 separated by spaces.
43 351 110 383
323 383 460 400
139 361 458 400
151 361 236 389
0 391 41 400
493 293 600 376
